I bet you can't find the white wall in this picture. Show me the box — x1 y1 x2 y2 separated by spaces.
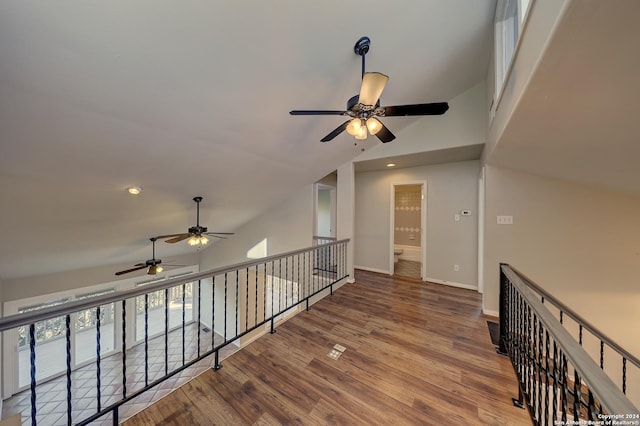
337 162 355 281
483 165 640 357
355 160 480 288
1 252 199 303
199 184 314 271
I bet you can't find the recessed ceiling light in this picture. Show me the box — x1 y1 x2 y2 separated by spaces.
127 186 142 195
386 163 396 168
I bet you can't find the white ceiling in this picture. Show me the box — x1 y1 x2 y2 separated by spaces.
0 1 497 279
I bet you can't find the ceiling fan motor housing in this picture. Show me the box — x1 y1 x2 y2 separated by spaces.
188 225 207 234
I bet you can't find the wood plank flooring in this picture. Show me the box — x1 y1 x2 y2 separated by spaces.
124 270 531 425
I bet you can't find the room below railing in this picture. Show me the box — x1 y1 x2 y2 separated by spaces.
0 239 349 425
499 264 639 425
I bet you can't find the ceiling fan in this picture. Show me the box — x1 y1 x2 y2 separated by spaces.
157 196 234 247
115 237 178 276
290 36 449 143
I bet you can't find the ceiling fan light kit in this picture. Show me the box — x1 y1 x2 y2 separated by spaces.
290 36 449 143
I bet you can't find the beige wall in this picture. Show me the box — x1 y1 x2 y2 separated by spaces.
483 165 640 356
355 160 480 288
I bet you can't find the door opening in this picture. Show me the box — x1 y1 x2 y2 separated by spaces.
390 182 426 280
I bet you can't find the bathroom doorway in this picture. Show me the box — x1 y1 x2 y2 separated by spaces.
390 182 426 280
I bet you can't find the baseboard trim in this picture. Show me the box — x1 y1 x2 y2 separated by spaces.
355 265 390 275
425 277 477 291
483 309 499 317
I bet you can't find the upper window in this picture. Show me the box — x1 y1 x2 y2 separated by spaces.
493 0 532 117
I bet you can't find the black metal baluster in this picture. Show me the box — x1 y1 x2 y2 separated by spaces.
144 294 149 387
587 390 596 422
573 370 581 422
182 283 186 366
96 306 102 413
262 264 267 324
305 252 310 311
212 276 216 351
285 257 289 310
525 303 533 405
66 315 72 426
270 262 275 334
622 357 627 394
599 341 604 369
537 316 543 423
213 275 221 371
235 272 239 337
561 352 568 424
29 323 36 426
578 324 583 346
224 273 228 341
544 330 550 426
121 300 127 399
254 265 258 327
552 341 558 425
245 267 249 332
278 258 282 315
297 253 300 305
164 288 169 375
197 280 202 357
532 313 538 418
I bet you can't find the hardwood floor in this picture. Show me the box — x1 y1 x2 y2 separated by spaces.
124 270 531 425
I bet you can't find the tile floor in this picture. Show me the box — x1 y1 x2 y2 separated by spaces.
2 323 239 425
394 259 422 279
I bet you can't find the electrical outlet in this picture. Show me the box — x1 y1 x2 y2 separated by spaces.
454 264 460 272
497 215 513 225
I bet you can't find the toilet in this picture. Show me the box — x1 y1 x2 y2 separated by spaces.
393 247 403 263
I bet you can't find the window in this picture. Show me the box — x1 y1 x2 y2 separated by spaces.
135 279 194 342
493 0 533 116
75 289 116 365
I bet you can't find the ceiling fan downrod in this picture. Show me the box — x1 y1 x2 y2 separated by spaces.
354 36 370 79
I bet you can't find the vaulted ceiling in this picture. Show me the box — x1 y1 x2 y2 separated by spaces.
0 1 497 279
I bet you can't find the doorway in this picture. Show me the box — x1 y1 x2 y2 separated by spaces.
315 183 336 239
390 182 426 280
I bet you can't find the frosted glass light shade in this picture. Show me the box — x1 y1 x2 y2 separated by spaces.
366 117 383 135
346 118 362 136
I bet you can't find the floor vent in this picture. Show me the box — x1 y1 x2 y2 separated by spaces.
202 327 211 333
327 343 347 360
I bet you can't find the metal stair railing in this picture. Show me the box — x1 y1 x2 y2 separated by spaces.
499 264 639 425
0 239 350 425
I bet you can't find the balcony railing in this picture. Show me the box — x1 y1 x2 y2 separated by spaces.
499 264 639 425
0 239 349 425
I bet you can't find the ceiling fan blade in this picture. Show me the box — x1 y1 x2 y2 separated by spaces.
156 233 187 239
115 265 147 276
374 122 396 143
383 102 449 116
205 232 234 235
165 234 192 244
359 72 389 106
321 120 350 142
289 110 347 115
